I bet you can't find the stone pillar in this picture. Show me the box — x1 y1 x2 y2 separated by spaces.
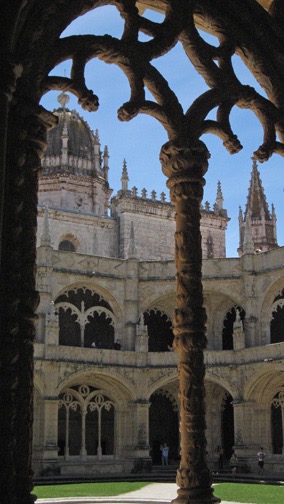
160 139 219 504
124 258 139 350
45 302 59 346
42 397 60 463
133 400 151 472
80 409 87 460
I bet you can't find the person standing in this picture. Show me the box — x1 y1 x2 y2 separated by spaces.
217 445 224 471
229 450 238 477
257 447 265 475
113 339 121 350
160 442 169 468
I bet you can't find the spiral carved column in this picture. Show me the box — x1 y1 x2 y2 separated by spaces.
160 140 220 504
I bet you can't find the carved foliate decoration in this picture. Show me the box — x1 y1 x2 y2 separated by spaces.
35 0 284 162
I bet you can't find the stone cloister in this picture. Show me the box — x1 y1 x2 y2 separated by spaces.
1 1 284 504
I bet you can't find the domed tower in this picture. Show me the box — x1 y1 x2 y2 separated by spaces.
238 157 278 256
39 92 112 215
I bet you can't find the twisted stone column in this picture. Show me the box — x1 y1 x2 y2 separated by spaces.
160 140 220 504
0 98 56 504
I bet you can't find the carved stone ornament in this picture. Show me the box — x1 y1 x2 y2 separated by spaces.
1 1 284 504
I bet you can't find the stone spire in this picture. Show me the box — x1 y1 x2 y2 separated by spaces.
238 157 278 256
40 206 51 247
126 221 137 258
121 159 129 192
215 180 224 210
103 145 109 181
58 92 69 164
93 129 101 171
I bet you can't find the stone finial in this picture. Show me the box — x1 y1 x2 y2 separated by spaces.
151 190 156 201
141 188 147 198
160 192 166 202
121 159 129 191
132 186 138 197
103 145 109 165
215 180 224 210
204 201 210 211
103 145 109 181
57 91 70 108
40 206 52 247
243 209 254 254
94 129 100 144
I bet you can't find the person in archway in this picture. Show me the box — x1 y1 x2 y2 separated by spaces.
160 442 169 468
257 447 265 475
113 339 121 350
217 445 224 471
229 450 238 477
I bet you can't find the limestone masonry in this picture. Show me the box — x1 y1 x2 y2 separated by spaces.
34 94 284 477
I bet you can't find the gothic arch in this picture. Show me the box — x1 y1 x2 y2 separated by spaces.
212 296 245 350
2 2 284 502
260 276 284 344
55 286 117 348
270 388 284 454
244 369 284 452
58 384 115 457
270 289 284 344
205 381 234 460
55 368 137 404
144 307 174 352
149 388 179 464
245 369 284 406
139 288 176 315
147 373 179 401
53 282 123 320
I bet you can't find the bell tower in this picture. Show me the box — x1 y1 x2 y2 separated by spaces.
238 158 278 256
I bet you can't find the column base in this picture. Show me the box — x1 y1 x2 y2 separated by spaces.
171 487 221 504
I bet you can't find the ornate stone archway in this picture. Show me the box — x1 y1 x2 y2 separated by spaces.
1 2 284 503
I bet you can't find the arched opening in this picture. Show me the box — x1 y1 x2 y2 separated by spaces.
59 239 76 252
222 306 245 350
271 391 284 454
144 310 174 352
271 305 284 344
221 393 235 459
56 287 115 348
149 389 179 465
58 385 115 458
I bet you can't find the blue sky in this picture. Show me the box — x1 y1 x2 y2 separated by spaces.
40 5 283 258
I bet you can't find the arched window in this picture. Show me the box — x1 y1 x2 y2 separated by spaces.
222 306 245 350
58 385 114 458
56 288 115 348
271 391 284 454
144 309 174 352
58 239 76 252
149 389 179 464
270 290 284 344
221 393 234 459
